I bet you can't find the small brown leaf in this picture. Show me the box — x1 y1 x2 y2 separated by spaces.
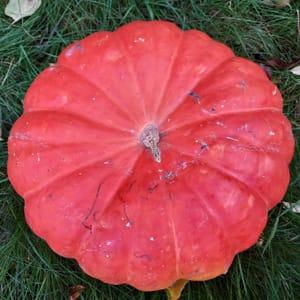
265 58 287 69
4 0 42 23
69 285 85 300
263 0 291 7
264 58 300 70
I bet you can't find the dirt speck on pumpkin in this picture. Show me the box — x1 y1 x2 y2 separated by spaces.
199 141 209 151
134 252 151 261
201 107 217 114
148 182 159 193
178 161 188 170
161 170 176 182
188 91 201 103
237 79 247 90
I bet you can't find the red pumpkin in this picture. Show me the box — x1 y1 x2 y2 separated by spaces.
8 21 294 294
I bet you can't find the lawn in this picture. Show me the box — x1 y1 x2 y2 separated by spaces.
0 0 300 299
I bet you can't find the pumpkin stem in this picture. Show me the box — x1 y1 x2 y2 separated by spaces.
166 279 189 300
140 124 161 163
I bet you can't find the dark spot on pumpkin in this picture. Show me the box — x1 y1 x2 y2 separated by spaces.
195 142 209 155
134 252 151 261
239 80 247 90
148 182 159 193
188 91 201 103
200 142 208 150
82 223 92 231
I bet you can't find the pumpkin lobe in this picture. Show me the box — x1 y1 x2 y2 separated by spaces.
140 124 161 163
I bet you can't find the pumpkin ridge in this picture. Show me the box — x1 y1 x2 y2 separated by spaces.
9 138 97 148
163 107 281 133
56 64 139 127
124 191 146 286
157 52 235 126
198 75 280 98
182 178 235 277
166 190 181 278
152 31 184 120
210 136 286 159
199 158 270 208
114 30 148 121
21 109 135 135
22 145 139 199
169 146 270 208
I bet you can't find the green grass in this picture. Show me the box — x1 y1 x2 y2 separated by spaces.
0 0 300 299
